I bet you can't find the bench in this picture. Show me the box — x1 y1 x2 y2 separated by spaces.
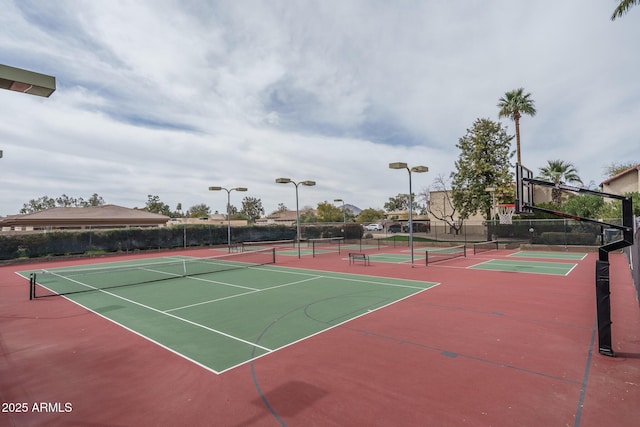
349 252 370 266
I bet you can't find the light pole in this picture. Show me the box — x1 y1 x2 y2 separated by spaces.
209 186 247 252
485 186 496 241
389 162 428 267
334 198 346 240
276 178 316 258
334 198 346 225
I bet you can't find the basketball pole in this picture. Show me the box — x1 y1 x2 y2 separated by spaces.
516 163 634 357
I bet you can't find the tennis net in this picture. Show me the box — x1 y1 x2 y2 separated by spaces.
31 248 275 298
473 240 499 255
309 237 344 257
425 245 466 266
241 239 296 251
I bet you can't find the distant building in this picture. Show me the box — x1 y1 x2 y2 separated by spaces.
0 204 169 232
600 164 640 195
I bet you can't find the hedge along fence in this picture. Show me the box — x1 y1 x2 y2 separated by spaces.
492 218 618 246
0 223 363 261
300 223 363 240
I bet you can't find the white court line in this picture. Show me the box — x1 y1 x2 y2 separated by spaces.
248 265 432 290
31 263 440 375
165 276 322 312
42 273 273 353
468 259 577 275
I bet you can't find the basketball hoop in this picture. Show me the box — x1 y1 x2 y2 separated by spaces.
496 204 515 224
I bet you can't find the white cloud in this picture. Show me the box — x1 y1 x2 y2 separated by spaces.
1 0 639 216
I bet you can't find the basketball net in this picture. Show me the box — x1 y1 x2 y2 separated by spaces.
496 204 515 224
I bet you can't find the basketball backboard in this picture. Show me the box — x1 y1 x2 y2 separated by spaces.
515 163 534 214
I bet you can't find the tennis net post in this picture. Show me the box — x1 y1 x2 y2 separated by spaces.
29 273 34 300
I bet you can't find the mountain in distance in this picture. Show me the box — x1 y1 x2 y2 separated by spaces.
343 204 362 215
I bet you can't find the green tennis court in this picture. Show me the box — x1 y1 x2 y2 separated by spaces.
508 251 587 260
20 255 437 373
468 259 577 275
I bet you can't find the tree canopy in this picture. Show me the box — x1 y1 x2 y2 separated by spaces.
537 160 583 205
143 194 173 216
356 208 385 223
316 201 345 222
186 203 211 218
451 118 515 220
611 0 639 20
241 197 264 223
603 161 639 178
20 193 105 214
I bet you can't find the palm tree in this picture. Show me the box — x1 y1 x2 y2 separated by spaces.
611 0 639 20
497 88 536 165
538 160 583 205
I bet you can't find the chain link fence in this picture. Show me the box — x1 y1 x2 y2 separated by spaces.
0 223 366 261
424 218 623 246
623 217 639 305
0 218 628 261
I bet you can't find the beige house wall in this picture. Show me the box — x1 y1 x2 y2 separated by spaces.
601 168 640 195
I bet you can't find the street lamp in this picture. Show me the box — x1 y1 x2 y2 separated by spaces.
389 162 428 267
1 64 56 165
1 64 56 97
334 198 346 225
209 186 248 252
485 186 496 241
276 177 316 258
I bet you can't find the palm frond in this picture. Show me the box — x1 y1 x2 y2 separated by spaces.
611 0 640 20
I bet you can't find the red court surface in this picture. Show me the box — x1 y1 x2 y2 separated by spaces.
1 246 639 427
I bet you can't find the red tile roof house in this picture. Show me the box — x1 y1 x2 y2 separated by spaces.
0 205 169 231
600 163 640 195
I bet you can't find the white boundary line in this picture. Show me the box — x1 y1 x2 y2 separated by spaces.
507 251 587 261
467 259 577 276
165 276 321 312
217 282 441 374
22 263 440 375
39 273 274 353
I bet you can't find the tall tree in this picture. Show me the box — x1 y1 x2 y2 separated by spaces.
451 118 515 220
611 0 639 20
241 196 264 223
316 201 344 222
84 193 105 207
537 160 583 205
384 194 419 213
144 195 172 216
384 194 407 212
20 196 56 214
603 161 639 178
20 193 106 213
186 203 211 218
497 87 536 165
356 208 385 223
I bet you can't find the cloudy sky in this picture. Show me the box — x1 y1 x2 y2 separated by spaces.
1 0 638 217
